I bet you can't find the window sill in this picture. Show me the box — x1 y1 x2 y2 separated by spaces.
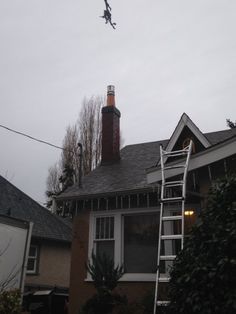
85 273 168 282
26 272 39 276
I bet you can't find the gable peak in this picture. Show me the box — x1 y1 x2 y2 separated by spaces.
164 113 211 158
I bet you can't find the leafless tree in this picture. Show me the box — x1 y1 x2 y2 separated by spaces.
46 163 61 194
45 95 104 209
45 162 62 208
60 124 81 186
79 96 103 175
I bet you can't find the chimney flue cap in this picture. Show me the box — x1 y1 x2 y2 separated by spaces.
107 85 115 106
107 85 115 95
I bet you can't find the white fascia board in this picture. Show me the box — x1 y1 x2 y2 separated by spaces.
148 137 236 184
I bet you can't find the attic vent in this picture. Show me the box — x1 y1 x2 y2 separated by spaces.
183 138 195 153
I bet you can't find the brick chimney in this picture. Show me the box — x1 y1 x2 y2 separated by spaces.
101 85 121 164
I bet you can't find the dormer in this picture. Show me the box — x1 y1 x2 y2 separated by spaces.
160 113 211 165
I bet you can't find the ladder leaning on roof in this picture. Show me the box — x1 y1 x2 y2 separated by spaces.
153 140 193 314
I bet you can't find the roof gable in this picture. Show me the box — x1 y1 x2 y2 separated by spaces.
172 125 206 154
165 113 211 154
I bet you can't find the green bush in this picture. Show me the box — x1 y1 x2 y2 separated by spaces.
81 252 124 314
86 251 123 293
0 289 21 314
168 175 236 314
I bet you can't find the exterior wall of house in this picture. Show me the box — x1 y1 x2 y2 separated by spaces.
25 241 71 289
69 210 168 314
69 212 92 314
68 159 233 314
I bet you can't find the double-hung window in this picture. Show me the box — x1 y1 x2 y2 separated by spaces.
94 216 115 261
89 210 159 281
27 245 39 274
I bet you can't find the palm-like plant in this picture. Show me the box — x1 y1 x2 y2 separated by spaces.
86 251 123 293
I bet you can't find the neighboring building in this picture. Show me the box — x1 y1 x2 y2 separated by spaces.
56 86 236 314
0 175 72 292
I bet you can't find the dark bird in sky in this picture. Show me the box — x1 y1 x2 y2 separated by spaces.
100 0 116 29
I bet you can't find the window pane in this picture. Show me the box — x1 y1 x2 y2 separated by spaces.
96 218 101 239
29 246 37 257
27 258 35 271
95 217 114 240
96 240 114 261
105 217 114 238
109 217 114 238
124 213 159 273
27 245 38 273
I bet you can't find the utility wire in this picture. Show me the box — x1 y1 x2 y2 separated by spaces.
0 123 66 152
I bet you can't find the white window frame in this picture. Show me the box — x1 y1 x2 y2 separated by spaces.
93 216 115 259
88 207 161 282
26 245 39 274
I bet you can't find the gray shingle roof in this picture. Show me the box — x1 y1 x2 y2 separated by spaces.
57 128 236 200
205 128 236 145
0 176 72 243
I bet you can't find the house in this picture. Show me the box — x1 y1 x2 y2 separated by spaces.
55 86 236 314
0 175 72 293
0 214 32 292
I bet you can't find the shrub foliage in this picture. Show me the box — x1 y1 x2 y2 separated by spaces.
81 252 124 314
0 289 21 314
86 251 123 293
168 175 236 314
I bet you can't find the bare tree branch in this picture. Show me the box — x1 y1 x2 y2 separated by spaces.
78 96 103 174
46 96 104 210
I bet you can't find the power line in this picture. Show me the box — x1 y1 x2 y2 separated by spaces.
0 123 65 151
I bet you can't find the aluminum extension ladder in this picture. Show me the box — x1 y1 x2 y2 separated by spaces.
153 141 193 314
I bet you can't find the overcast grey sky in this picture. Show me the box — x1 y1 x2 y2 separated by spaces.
0 0 236 205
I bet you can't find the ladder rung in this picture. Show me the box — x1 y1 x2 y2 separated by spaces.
163 148 188 155
161 197 184 202
157 301 170 306
161 234 182 240
160 255 176 260
164 165 185 170
162 215 182 221
163 151 188 157
164 180 183 186
159 276 170 282
163 183 183 188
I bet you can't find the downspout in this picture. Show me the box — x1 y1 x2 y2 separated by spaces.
78 143 83 188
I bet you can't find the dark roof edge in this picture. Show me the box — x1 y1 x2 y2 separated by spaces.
55 185 160 201
32 235 71 244
0 214 30 230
